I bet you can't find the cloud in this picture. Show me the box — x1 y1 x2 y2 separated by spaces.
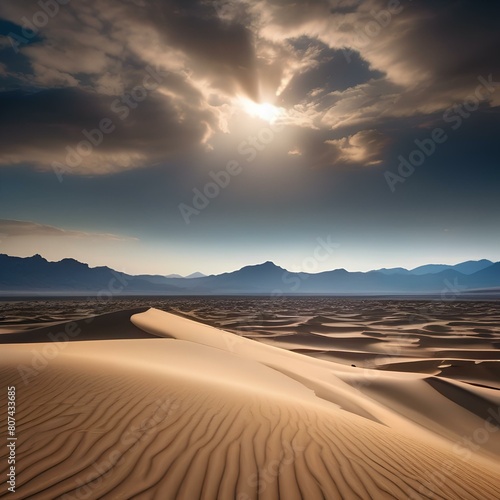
278 38 383 106
0 0 258 173
0 85 214 174
326 129 388 166
283 127 389 168
150 0 259 100
0 219 141 270
0 0 498 174
0 219 136 241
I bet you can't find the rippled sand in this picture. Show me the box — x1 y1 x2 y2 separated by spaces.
0 301 499 499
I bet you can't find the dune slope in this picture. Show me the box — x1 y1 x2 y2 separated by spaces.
0 308 498 499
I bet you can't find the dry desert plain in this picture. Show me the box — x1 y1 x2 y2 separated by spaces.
0 299 499 499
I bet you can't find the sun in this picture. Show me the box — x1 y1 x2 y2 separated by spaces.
239 98 285 123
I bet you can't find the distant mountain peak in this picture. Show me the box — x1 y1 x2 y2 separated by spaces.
59 257 89 268
411 259 494 276
166 272 206 279
246 261 282 270
185 272 206 279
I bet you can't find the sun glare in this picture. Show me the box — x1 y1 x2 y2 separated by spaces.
240 98 285 123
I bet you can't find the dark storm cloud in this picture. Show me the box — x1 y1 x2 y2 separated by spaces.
256 0 500 110
254 0 335 29
0 0 499 174
279 38 383 106
386 0 500 81
329 1 361 15
148 0 259 100
357 0 500 102
0 85 214 173
0 0 263 173
263 0 500 167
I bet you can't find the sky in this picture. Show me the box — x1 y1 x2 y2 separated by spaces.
0 0 499 276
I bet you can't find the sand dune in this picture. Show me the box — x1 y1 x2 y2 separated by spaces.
0 308 153 343
0 307 499 499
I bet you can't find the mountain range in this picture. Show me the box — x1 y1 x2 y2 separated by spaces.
0 254 499 296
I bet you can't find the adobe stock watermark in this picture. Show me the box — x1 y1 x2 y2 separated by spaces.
178 119 285 224
51 65 164 182
452 404 500 461
385 74 500 192
408 404 500 499
7 0 71 53
237 440 305 499
272 236 339 296
440 277 467 302
341 0 411 63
